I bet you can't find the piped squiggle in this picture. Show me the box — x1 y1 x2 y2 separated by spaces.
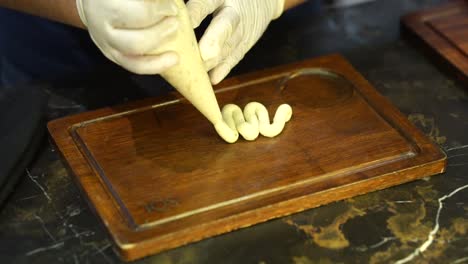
214 102 292 143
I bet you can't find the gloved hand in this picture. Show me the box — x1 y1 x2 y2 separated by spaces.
76 0 180 74
187 0 285 84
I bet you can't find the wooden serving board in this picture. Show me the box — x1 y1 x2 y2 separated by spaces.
402 0 468 83
48 55 446 261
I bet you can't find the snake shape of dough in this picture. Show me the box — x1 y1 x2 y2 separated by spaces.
214 102 293 143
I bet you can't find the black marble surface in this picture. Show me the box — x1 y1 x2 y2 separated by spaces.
2 0 468 263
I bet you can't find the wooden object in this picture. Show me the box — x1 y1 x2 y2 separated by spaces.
402 0 468 83
48 54 446 261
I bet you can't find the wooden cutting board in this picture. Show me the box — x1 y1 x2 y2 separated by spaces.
402 0 468 83
48 54 446 261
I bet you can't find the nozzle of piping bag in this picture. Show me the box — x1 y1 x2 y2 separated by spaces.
153 0 238 143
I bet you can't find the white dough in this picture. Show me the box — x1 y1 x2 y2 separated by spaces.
215 102 293 143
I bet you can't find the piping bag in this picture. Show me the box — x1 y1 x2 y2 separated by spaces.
152 0 238 143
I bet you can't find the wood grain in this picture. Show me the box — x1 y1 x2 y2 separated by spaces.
402 0 468 84
48 54 446 261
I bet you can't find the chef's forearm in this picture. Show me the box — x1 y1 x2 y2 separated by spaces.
284 0 307 10
0 0 85 28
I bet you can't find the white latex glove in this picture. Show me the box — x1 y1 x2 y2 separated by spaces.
187 0 285 84
76 0 180 74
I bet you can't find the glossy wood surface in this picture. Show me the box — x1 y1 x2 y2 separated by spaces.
402 0 468 83
48 54 446 261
